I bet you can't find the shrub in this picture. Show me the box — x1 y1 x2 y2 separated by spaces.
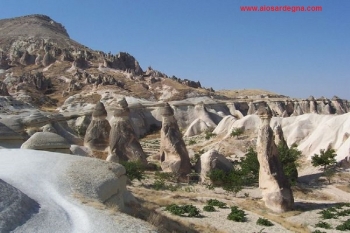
165 204 201 217
205 130 216 140
207 199 227 208
315 221 332 229
240 147 259 185
336 219 350 231
203 205 216 212
338 209 350 217
208 169 243 195
319 209 338 219
230 127 244 138
256 217 274 226
278 143 302 186
188 139 196 145
120 161 145 181
311 230 326 233
227 206 246 222
311 148 337 170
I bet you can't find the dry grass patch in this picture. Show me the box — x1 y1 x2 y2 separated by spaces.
336 185 350 193
292 185 333 201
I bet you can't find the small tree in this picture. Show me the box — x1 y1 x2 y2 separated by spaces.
278 143 302 186
231 127 244 139
311 148 337 170
240 147 259 185
120 161 145 182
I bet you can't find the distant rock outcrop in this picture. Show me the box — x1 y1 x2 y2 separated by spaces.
84 102 111 151
159 103 191 180
107 98 147 164
256 103 294 213
194 149 233 183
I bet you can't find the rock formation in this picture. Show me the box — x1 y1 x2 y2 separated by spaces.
21 131 70 153
0 81 10 96
256 103 294 213
159 103 191 180
194 149 233 183
273 124 286 147
107 98 147 164
84 102 111 151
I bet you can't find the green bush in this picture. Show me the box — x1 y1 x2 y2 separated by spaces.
319 209 338 219
336 219 350 231
208 169 243 195
188 139 196 145
256 217 274 226
278 143 302 186
207 199 227 208
165 204 201 217
338 209 350 216
230 127 244 138
120 161 145 181
227 206 246 222
311 230 326 233
311 148 337 170
315 221 332 229
203 205 216 212
205 130 216 140
240 147 259 185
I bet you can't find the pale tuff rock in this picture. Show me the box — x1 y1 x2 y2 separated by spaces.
184 102 217 137
273 124 286 147
107 98 147 164
21 131 71 153
309 96 317 113
256 103 294 213
247 101 256 115
291 102 303 116
332 96 347 114
194 149 233 183
159 103 191 179
84 102 111 151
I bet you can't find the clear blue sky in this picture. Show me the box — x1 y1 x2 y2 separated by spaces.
1 0 349 99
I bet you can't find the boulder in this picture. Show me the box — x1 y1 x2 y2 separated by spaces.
194 149 233 183
159 103 191 180
107 98 147 164
256 103 294 213
84 102 111 151
21 132 70 154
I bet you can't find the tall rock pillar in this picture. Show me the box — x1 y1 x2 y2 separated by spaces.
256 103 294 213
159 103 191 180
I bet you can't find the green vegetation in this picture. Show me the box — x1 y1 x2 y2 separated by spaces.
311 230 326 233
206 199 227 208
315 221 332 229
278 143 302 185
120 161 145 181
152 171 179 191
336 219 350 231
311 148 337 170
230 127 244 139
208 168 244 195
239 147 260 185
165 204 201 217
256 217 274 227
227 206 247 222
205 130 216 140
203 205 216 212
319 208 338 219
188 139 196 145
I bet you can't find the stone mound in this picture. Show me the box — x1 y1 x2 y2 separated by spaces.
0 179 40 233
21 132 70 153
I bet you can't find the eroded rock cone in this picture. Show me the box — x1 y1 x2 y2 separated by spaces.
273 124 286 147
107 98 147 165
256 103 294 213
160 103 191 180
84 102 111 151
0 81 10 96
